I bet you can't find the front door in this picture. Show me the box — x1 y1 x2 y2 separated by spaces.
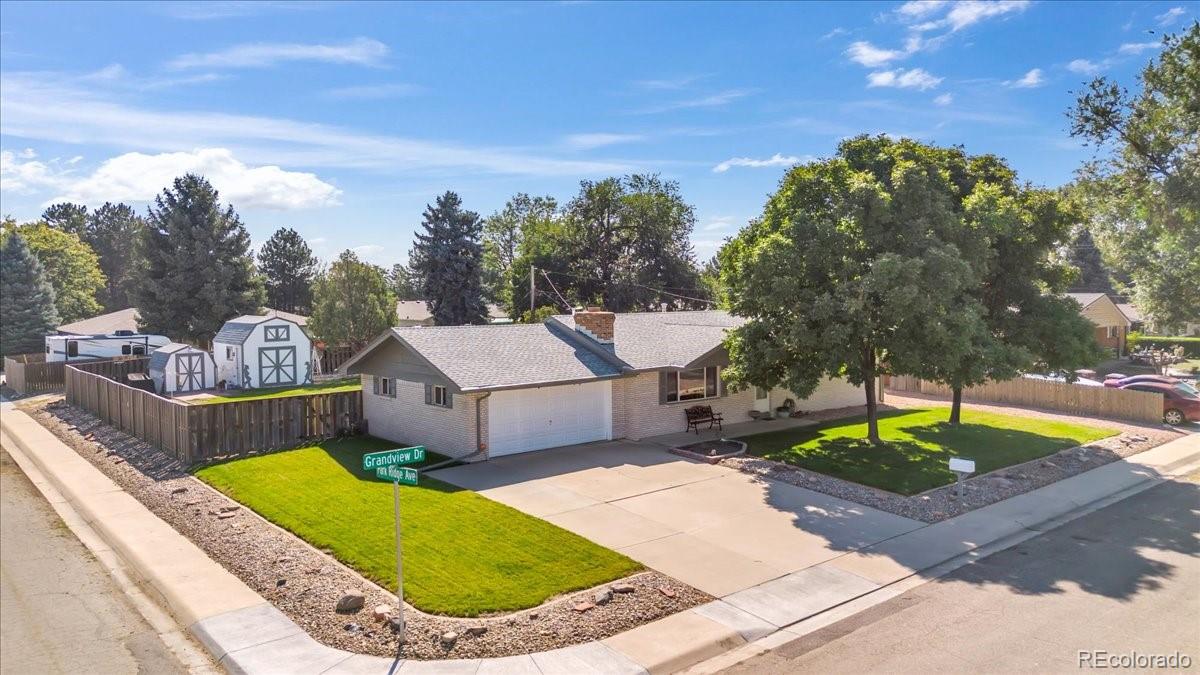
176 353 206 392
753 386 771 413
258 346 297 387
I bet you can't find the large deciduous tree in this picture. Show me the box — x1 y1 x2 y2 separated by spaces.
720 136 983 444
409 191 489 326
1067 23 1199 332
483 193 557 306
257 227 318 314
309 250 397 348
7 221 105 323
87 202 145 310
132 174 264 344
0 232 59 356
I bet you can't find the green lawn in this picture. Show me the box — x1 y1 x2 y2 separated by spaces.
193 437 641 616
191 378 361 404
742 408 1118 495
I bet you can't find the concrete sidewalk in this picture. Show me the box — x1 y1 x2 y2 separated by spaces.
3 403 1197 675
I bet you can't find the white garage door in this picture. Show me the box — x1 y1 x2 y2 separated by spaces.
488 381 613 457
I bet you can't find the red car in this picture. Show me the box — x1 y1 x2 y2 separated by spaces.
1119 382 1200 425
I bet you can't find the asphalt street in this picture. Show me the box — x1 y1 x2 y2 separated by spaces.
0 447 191 675
726 471 1200 674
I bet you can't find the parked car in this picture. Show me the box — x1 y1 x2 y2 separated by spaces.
1103 374 1178 388
1119 382 1200 425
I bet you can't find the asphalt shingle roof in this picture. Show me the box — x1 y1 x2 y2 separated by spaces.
148 342 192 372
1065 292 1106 309
391 321 623 391
550 310 744 371
214 313 307 345
57 308 140 335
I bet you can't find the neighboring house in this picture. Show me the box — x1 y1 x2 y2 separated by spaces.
57 307 140 336
1119 302 1200 337
395 300 510 327
344 309 865 461
213 314 314 389
1117 303 1144 333
149 343 216 395
1066 293 1131 356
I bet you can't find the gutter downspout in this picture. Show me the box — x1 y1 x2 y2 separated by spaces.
467 391 492 462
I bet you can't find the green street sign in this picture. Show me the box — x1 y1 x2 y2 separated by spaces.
362 446 426 471
376 466 419 485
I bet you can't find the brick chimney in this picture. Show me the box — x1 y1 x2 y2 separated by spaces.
573 306 615 344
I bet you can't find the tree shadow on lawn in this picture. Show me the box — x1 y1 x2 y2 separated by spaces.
753 420 1094 496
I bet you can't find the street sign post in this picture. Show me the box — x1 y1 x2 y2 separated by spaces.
363 447 424 643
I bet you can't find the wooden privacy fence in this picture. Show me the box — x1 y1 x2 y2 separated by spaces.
3 353 64 395
65 364 363 465
886 375 1164 424
318 345 357 374
73 355 152 380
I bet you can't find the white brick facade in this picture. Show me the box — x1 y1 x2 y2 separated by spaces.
362 376 485 459
618 371 758 440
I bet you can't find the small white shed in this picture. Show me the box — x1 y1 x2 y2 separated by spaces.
213 314 313 389
149 343 217 395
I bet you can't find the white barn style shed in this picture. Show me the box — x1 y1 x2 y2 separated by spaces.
149 343 216 394
213 314 313 389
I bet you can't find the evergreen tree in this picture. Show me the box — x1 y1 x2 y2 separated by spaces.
388 263 422 301
87 202 145 310
0 233 60 356
309 251 397 348
409 191 489 325
9 222 106 323
41 202 89 237
132 174 264 344
1066 227 1116 294
257 227 318 313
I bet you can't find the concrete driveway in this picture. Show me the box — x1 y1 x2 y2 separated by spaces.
430 442 923 597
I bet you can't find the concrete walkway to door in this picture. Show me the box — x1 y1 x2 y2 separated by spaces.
429 442 924 598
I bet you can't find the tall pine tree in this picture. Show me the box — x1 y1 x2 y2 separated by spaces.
409 192 488 326
257 227 318 313
0 233 60 356
41 203 89 237
1066 227 1117 294
133 174 264 344
88 202 145 310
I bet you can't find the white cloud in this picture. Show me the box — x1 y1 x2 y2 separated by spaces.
1118 41 1162 55
632 74 707 90
636 89 754 114
46 148 341 210
846 41 907 67
563 133 646 150
713 153 801 173
1 150 69 193
937 0 1030 31
701 216 737 231
0 72 632 177
350 244 384 262
1009 68 1044 88
1067 59 1102 75
896 1 948 18
18 147 36 159
321 83 423 100
169 37 388 69
933 93 953 106
867 68 943 90
820 27 849 41
1156 6 1186 26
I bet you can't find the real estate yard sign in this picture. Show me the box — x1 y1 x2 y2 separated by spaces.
362 445 424 643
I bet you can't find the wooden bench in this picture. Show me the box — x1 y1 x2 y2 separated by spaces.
684 405 724 434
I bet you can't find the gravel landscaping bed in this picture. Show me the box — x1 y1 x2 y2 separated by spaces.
724 396 1182 523
20 398 711 660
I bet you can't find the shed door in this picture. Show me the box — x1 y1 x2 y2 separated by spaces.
259 346 296 387
176 353 206 393
488 381 612 457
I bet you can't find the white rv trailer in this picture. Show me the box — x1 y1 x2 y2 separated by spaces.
45 330 171 363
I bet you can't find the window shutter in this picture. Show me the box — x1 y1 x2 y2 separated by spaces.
424 384 432 405
658 371 670 404
373 377 380 395
446 392 453 409
389 380 397 398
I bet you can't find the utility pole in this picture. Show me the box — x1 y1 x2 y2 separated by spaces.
530 264 536 316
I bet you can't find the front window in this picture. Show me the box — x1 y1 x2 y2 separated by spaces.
1107 326 1117 339
432 385 448 407
666 366 720 403
380 377 392 395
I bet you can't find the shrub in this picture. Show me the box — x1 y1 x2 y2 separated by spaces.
1128 333 1200 357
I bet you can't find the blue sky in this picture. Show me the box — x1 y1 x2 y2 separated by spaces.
0 1 1191 266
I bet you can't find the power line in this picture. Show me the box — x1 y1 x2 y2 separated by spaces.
540 270 574 311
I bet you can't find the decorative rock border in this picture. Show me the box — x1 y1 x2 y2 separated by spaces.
669 439 747 464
